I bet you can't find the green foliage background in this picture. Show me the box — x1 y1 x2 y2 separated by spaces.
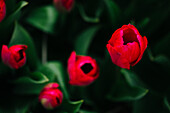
0 0 170 113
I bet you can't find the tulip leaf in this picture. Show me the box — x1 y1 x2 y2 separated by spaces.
14 72 49 84
0 95 35 113
12 71 50 95
107 69 148 101
104 0 121 25
75 26 100 55
133 92 169 113
164 97 170 112
26 5 58 34
38 61 69 99
0 1 28 30
78 4 100 23
66 100 84 113
9 22 40 70
154 33 170 58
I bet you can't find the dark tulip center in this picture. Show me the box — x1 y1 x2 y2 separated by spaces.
123 28 138 45
17 50 24 62
56 97 60 104
81 63 93 74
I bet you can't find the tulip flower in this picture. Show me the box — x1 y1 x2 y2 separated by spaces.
1 45 28 69
53 0 74 12
0 0 6 22
67 51 99 86
106 24 148 69
39 83 63 110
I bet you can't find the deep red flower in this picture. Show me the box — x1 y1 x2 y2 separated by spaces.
0 0 6 22
1 45 28 69
106 24 148 69
67 51 99 86
39 83 63 110
53 0 74 12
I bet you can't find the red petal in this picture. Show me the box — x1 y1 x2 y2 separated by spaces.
107 42 140 69
131 36 148 66
107 44 130 69
1 45 10 65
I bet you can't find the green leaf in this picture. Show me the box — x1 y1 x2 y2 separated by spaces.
154 55 170 70
0 95 35 113
133 92 169 113
9 22 40 70
26 5 58 34
0 1 28 30
164 97 170 112
67 100 84 113
154 33 170 58
14 72 49 84
78 4 100 23
59 100 83 113
75 26 100 55
104 0 121 25
38 61 69 99
137 17 150 29
108 69 148 101
12 71 50 95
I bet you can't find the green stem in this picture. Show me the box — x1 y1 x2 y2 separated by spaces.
42 35 47 64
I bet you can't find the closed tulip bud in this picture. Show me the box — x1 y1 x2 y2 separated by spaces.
67 51 99 86
39 83 63 110
106 24 148 69
1 45 28 69
53 0 74 12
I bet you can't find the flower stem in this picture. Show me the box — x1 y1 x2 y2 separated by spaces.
42 35 47 64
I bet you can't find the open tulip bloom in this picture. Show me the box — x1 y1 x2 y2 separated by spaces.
1 45 28 69
67 51 99 86
107 24 148 69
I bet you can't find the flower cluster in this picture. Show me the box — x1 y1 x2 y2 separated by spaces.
0 23 148 110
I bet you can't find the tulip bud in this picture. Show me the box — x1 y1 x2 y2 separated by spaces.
0 0 6 22
67 51 99 86
1 45 28 69
106 24 148 69
53 0 74 12
39 83 63 110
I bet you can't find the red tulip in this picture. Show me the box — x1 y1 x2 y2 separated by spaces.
68 51 99 86
0 0 6 22
39 83 63 110
106 24 148 69
53 0 74 12
1 45 28 69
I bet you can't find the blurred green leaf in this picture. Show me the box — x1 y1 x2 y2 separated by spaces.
26 5 58 34
75 26 100 55
108 69 148 101
137 17 150 29
133 92 169 113
64 100 84 113
14 72 49 84
78 4 100 23
0 95 35 113
9 22 40 70
79 110 97 113
104 0 121 25
0 1 28 30
164 97 170 112
154 55 170 70
154 33 170 58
